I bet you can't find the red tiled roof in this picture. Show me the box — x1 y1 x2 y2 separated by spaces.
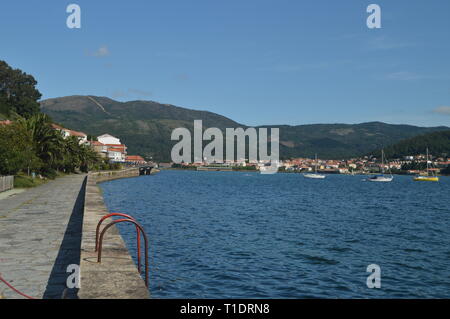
52 124 86 137
68 130 87 137
126 155 145 161
51 123 65 130
90 141 105 146
108 147 124 152
105 144 126 148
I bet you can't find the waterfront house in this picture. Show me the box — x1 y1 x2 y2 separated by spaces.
97 134 128 163
158 162 173 169
51 124 87 144
87 141 108 158
106 144 127 162
107 147 126 163
125 155 146 165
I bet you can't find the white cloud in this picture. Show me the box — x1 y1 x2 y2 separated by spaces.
386 71 422 81
86 46 110 57
128 88 152 98
367 36 415 51
94 46 109 57
111 90 127 99
263 62 329 73
110 88 152 100
433 106 450 115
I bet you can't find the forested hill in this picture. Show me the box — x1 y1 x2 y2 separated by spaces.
372 130 450 158
41 95 449 161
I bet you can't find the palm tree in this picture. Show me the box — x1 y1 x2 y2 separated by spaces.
16 114 64 174
16 113 101 175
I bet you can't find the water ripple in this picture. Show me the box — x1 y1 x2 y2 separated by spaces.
100 171 450 298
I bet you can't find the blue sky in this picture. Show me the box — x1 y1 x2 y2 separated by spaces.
1 0 449 127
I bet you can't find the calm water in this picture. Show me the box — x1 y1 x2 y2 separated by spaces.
100 170 450 298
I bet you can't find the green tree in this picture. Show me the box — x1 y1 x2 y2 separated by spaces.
0 60 41 118
16 114 65 170
56 135 101 173
0 122 41 175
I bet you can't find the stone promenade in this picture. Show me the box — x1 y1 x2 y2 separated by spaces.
0 174 86 299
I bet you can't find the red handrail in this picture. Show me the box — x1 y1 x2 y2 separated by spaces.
95 213 141 272
97 219 149 288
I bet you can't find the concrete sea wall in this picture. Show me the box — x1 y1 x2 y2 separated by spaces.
78 168 149 299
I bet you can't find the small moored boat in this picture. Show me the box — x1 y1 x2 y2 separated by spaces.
368 150 393 182
413 148 439 182
304 154 326 179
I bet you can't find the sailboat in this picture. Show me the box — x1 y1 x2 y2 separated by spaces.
304 154 326 179
368 150 393 182
413 148 439 182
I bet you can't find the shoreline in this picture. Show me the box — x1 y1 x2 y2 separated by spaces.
161 167 448 177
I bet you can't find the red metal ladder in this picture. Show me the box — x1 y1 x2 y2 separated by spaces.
95 213 149 287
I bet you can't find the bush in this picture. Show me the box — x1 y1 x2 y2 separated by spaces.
40 167 57 179
13 175 46 188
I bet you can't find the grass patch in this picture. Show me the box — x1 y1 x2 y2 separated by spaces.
13 175 48 188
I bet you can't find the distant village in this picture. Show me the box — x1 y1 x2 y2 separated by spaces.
2 119 448 174
39 123 450 175
169 155 450 175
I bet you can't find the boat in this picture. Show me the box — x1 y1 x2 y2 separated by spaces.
413 176 439 182
368 174 394 182
197 164 233 171
368 150 393 182
413 148 439 182
259 162 280 174
304 154 326 179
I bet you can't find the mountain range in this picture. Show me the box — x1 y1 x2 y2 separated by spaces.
40 95 449 161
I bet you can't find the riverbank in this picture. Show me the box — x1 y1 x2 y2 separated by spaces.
78 168 149 299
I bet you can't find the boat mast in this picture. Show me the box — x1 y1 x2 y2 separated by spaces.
315 154 318 173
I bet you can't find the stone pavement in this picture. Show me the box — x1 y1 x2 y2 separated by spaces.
0 174 86 299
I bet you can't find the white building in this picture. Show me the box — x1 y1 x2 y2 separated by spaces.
52 124 87 144
97 134 121 145
107 149 126 162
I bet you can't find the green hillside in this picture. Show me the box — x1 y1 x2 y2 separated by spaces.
371 130 450 158
41 95 449 161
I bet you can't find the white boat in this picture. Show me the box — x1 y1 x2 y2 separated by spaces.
368 150 393 182
368 175 394 182
303 154 326 179
304 173 326 179
259 162 280 174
